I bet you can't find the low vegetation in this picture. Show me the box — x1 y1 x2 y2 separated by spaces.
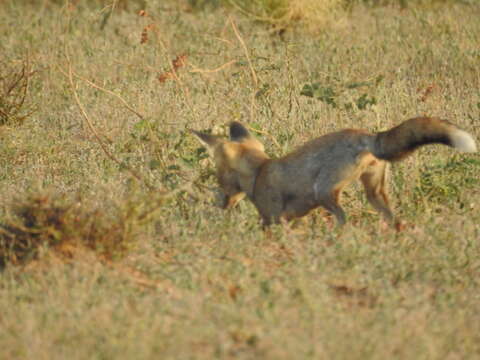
0 192 140 267
0 55 37 126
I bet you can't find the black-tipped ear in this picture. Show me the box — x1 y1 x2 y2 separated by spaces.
230 122 250 142
191 130 219 148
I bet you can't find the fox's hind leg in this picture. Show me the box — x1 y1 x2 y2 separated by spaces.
360 161 395 223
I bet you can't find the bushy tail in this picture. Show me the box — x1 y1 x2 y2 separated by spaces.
373 117 477 161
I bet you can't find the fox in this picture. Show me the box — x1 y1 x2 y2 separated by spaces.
192 117 476 228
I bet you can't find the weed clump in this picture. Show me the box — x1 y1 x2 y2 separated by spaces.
230 0 343 30
0 56 37 126
0 193 137 268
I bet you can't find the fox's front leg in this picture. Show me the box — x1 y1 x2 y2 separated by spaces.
221 192 246 209
313 186 347 226
255 190 285 228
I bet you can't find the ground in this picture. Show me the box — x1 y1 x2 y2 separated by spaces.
0 1 479 359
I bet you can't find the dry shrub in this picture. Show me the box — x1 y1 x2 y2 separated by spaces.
280 0 345 29
197 0 469 31
229 0 345 30
0 55 37 126
0 193 138 268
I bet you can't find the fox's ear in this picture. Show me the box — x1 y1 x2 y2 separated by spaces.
230 121 265 152
230 122 251 142
191 130 219 148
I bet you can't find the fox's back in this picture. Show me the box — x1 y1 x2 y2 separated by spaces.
277 129 375 180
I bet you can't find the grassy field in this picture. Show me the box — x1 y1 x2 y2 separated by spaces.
1 1 480 359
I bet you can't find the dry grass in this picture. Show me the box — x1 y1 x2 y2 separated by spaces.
0 0 479 359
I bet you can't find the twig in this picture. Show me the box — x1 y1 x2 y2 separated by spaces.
230 18 258 87
189 59 237 74
245 125 282 150
59 67 145 121
65 54 153 190
229 17 261 126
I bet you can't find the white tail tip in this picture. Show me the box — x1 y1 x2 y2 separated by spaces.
451 129 477 152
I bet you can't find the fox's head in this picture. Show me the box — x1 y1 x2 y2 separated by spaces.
192 122 269 209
